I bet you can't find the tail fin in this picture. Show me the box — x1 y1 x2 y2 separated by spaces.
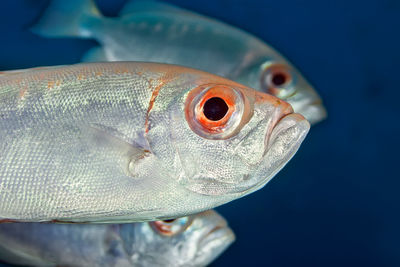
31 0 101 38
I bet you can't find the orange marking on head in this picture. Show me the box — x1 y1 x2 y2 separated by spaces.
77 74 84 80
95 71 102 76
144 76 174 134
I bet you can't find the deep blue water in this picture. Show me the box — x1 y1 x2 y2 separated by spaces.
0 0 399 266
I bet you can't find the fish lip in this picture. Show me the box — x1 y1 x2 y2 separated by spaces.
198 223 235 256
264 103 295 150
238 112 309 196
265 112 309 152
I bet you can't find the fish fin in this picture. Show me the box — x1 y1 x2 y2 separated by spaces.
82 124 150 161
119 0 189 16
31 0 101 38
81 47 108 62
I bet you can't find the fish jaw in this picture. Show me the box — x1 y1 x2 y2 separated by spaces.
185 210 235 267
247 112 310 196
230 96 310 196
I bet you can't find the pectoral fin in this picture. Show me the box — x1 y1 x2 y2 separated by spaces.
82 124 150 168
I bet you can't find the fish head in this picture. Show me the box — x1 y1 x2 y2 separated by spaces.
150 76 310 201
122 210 235 266
237 57 327 125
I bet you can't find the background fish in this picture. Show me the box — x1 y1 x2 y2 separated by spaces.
0 62 309 222
0 210 234 267
32 0 327 125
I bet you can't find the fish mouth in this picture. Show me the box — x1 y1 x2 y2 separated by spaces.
264 102 295 151
196 223 235 265
243 108 310 195
265 110 310 154
234 111 309 197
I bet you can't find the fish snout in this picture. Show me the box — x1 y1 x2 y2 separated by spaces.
250 90 310 154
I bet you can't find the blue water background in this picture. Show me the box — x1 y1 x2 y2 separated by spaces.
0 0 399 266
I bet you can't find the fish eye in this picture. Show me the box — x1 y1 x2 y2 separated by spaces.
185 85 248 140
203 97 229 121
271 72 288 86
261 63 296 99
149 216 192 236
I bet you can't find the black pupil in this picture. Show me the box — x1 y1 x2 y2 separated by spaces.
272 72 287 86
203 97 229 121
162 219 176 223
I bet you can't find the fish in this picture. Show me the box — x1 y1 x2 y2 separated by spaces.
0 210 234 267
0 61 309 222
31 0 327 125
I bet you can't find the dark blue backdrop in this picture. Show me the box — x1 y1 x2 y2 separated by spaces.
1 0 399 266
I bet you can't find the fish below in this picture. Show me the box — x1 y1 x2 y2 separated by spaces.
0 210 234 267
0 62 309 223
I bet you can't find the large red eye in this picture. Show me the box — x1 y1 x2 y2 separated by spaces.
261 63 295 98
149 216 192 236
185 85 248 139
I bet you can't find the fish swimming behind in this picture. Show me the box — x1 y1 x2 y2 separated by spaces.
0 62 309 222
0 210 234 266
32 0 327 125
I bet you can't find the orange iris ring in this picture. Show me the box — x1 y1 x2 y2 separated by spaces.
195 88 236 132
185 84 246 139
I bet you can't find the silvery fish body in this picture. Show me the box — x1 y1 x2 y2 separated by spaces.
0 210 234 267
32 0 327 124
0 62 309 222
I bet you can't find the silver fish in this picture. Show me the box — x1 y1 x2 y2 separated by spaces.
32 0 327 125
0 210 234 267
0 62 309 222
